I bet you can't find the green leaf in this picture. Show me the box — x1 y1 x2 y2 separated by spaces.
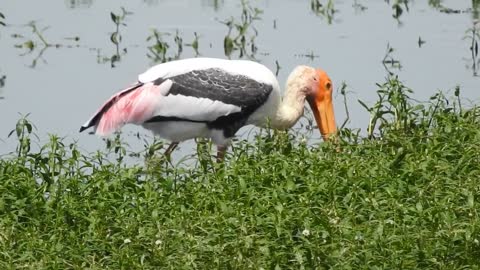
110 32 119 44
468 192 474 208
110 12 118 23
224 36 234 56
358 99 371 112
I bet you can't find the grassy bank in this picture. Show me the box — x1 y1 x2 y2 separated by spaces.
1 78 479 269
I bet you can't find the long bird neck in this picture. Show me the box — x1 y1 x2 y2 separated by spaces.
271 84 306 130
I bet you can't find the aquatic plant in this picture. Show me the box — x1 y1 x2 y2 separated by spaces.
97 7 132 68
11 21 80 68
1 77 479 269
220 0 262 59
0 11 5 27
382 43 402 75
0 72 4 100
185 32 201 57
310 0 336 23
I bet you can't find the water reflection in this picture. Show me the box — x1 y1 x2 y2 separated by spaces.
473 0 480 19
220 1 261 59
97 7 132 68
65 0 93 9
147 30 178 63
310 0 336 23
12 22 80 68
0 73 5 100
464 20 480 76
142 0 159 6
201 0 225 11
0 11 5 27
382 43 402 76
0 0 479 156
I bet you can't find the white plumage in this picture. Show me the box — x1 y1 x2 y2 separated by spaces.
80 57 337 161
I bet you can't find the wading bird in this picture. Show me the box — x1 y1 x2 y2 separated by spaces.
80 58 336 160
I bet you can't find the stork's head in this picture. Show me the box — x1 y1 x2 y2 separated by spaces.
306 68 337 140
286 66 337 140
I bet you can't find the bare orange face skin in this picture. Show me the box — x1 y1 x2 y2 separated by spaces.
307 69 337 141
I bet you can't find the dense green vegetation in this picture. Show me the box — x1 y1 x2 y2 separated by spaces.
1 78 479 269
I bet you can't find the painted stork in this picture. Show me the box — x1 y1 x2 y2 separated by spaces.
80 58 337 160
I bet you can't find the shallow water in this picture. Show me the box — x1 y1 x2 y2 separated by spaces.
1 0 479 158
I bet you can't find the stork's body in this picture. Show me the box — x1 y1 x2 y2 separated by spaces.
80 58 336 159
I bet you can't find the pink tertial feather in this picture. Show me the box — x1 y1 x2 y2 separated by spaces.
86 83 162 136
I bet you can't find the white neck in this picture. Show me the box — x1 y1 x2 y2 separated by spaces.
271 67 311 130
271 89 306 129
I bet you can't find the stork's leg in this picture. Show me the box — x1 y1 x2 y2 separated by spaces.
164 142 179 159
216 145 227 163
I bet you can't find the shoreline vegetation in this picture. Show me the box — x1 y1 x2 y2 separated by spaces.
1 77 479 268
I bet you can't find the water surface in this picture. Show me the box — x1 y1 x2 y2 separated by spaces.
1 0 478 157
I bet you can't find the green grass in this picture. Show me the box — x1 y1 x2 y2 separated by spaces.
1 77 480 269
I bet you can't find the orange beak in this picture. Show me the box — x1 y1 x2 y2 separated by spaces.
307 69 337 141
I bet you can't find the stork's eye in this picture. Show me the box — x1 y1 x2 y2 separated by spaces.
326 82 332 90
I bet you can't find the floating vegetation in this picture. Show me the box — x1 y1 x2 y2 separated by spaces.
12 21 80 68
310 0 336 23
220 0 262 59
418 36 426 47
65 0 93 9
352 1 367 13
146 29 180 63
97 7 132 68
147 29 203 63
203 0 225 11
389 0 409 22
382 43 402 75
185 32 201 57
295 51 320 62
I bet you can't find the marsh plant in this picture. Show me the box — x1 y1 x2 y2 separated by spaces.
8 20 81 69
185 32 201 57
310 0 336 24
0 11 5 27
97 7 132 67
382 43 402 75
388 0 410 20
12 22 79 68
146 29 187 63
1 76 479 269
221 0 262 59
